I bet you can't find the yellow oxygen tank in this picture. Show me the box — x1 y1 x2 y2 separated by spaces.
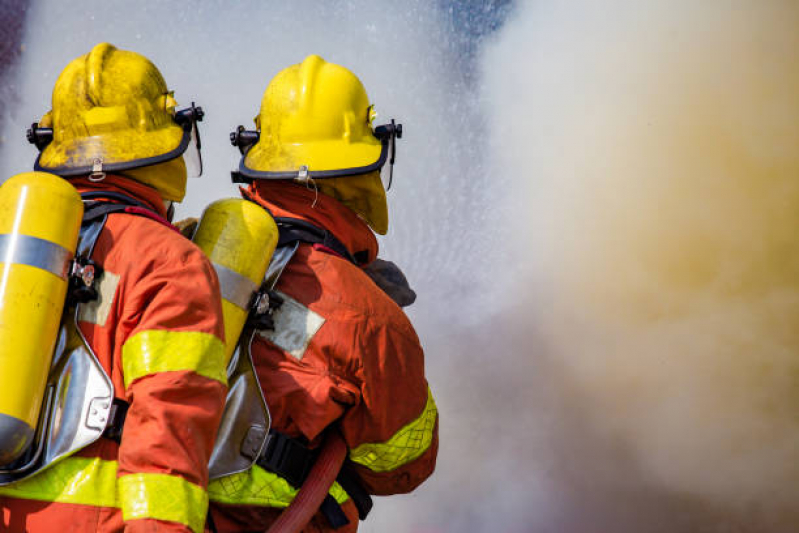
0 172 83 464
193 199 278 365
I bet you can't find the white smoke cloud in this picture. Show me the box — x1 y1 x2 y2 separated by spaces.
481 1 799 531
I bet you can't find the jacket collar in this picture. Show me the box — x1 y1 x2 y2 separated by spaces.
68 174 169 219
243 180 379 265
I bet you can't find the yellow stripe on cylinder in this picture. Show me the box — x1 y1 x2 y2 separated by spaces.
0 172 83 464
192 199 278 365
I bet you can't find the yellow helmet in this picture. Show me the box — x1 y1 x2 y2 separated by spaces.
231 54 401 182
28 43 204 199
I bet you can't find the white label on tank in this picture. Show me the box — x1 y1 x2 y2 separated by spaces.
257 291 325 361
78 270 120 327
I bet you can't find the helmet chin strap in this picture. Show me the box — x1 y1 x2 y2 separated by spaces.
163 201 175 222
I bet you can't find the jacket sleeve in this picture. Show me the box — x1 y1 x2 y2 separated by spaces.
338 319 439 496
116 245 227 533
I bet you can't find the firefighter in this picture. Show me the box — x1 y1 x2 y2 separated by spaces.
0 43 227 533
208 55 438 532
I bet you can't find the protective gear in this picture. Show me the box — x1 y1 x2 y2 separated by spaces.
0 172 83 465
208 180 438 532
192 198 279 365
0 175 227 533
28 42 203 201
230 55 402 234
240 55 382 178
315 171 388 235
122 155 188 203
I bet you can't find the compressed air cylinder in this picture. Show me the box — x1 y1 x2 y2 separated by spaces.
193 199 278 365
0 172 83 464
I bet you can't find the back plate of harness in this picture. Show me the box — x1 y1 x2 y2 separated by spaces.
0 207 113 484
209 242 298 480
0 193 150 485
209 212 375 524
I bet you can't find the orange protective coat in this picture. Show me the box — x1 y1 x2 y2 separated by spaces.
210 181 438 532
0 176 227 532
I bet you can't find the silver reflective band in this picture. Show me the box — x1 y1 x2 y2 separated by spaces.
213 263 258 310
0 233 73 279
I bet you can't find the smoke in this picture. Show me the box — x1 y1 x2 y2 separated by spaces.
5 0 798 531
0 0 30 144
481 1 799 531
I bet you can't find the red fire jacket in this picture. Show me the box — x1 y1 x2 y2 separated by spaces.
208 180 438 532
0 176 227 533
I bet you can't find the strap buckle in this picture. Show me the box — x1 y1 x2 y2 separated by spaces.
101 398 129 443
246 287 284 331
88 158 106 182
67 256 102 305
256 430 317 487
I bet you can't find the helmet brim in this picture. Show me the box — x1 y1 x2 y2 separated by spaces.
239 137 386 180
36 124 189 177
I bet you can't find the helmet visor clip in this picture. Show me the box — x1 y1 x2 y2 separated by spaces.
26 123 54 151
176 102 204 177
230 125 260 155
375 119 402 191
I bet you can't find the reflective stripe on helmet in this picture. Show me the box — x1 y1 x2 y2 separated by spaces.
122 330 226 388
213 262 259 311
207 464 348 508
0 233 73 279
349 387 437 473
118 472 208 533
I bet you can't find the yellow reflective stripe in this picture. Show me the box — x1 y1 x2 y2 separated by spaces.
208 465 348 508
122 329 226 387
0 457 118 507
0 458 209 533
119 472 208 533
350 387 438 473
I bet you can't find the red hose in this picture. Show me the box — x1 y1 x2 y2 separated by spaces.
266 431 348 533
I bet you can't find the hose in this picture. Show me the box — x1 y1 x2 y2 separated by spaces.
266 431 348 533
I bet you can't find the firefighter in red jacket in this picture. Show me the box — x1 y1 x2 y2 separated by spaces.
0 43 227 532
207 55 438 531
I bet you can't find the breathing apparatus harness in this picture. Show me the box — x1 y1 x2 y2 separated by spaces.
0 188 170 482
212 200 375 530
73 189 180 444
72 190 178 444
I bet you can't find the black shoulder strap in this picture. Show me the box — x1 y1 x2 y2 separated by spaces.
73 191 153 443
80 190 152 210
241 197 363 266
80 191 159 221
274 216 360 266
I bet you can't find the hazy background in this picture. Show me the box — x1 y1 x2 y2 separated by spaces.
3 1 799 531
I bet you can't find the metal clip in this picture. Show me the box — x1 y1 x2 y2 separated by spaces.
253 291 270 315
88 158 106 182
246 289 283 331
240 425 268 461
85 397 112 432
77 263 95 287
68 258 101 304
297 165 309 182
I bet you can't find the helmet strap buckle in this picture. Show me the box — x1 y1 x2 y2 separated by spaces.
88 158 106 182
296 166 320 208
297 165 310 182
